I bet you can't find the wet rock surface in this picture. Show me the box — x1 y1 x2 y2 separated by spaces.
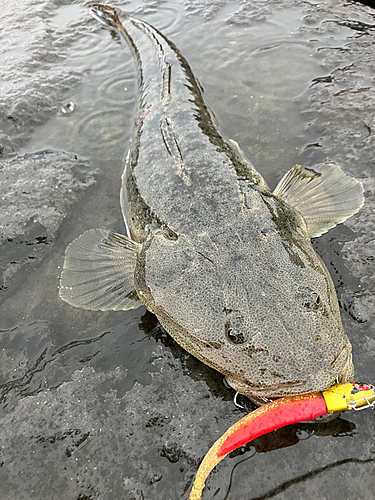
0 150 94 244
342 176 375 325
1 0 374 499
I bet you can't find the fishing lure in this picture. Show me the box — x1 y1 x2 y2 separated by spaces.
189 382 375 500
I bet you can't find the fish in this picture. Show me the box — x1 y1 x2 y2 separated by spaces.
59 4 364 406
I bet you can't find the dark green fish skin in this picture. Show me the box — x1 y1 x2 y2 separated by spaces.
61 5 363 405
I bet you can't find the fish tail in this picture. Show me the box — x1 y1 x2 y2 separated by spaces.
90 3 124 30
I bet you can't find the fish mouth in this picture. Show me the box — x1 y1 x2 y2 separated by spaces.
330 344 352 372
227 344 353 405
226 376 309 405
241 381 307 405
327 343 354 388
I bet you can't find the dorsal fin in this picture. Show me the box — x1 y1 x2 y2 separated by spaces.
273 163 364 238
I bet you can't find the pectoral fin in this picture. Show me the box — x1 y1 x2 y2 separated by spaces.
273 163 364 238
59 229 142 311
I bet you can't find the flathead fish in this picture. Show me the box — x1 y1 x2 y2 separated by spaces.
60 4 364 405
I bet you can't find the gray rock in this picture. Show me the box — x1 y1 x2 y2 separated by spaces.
0 150 95 243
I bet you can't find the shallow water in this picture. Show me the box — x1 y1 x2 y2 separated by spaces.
1 0 375 499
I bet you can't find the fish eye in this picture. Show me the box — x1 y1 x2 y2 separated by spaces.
298 287 321 312
225 325 246 344
227 328 237 342
310 292 321 308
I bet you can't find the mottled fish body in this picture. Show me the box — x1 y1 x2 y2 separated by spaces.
60 5 364 405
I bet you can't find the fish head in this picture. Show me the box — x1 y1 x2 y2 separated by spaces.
135 198 353 404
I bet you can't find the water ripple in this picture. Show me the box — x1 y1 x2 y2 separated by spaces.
76 108 129 149
132 4 184 35
99 72 136 104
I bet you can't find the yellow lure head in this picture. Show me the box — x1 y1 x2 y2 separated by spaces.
323 382 375 413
